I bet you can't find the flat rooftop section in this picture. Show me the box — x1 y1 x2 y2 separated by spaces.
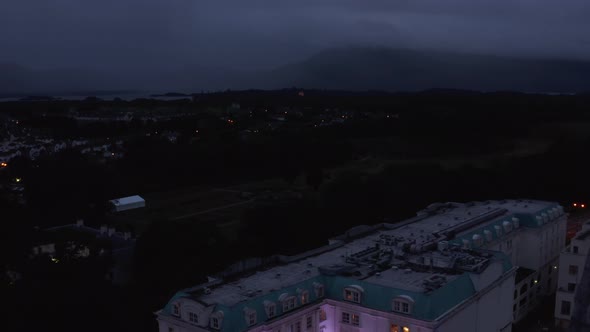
110 195 145 206
192 199 559 307
364 268 459 292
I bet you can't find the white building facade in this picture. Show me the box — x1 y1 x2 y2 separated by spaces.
554 220 590 329
109 195 145 212
156 200 565 332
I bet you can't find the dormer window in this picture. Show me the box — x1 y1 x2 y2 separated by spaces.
172 303 180 317
282 296 296 312
188 312 198 324
301 290 309 305
344 286 363 303
392 295 414 314
314 282 325 298
472 234 483 247
494 225 502 237
248 312 257 326
483 230 493 242
264 301 277 319
243 307 257 327
210 311 224 330
211 317 219 329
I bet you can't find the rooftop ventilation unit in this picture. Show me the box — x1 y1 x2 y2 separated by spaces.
423 275 447 291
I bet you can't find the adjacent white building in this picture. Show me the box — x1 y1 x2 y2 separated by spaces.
156 199 566 332
554 220 590 329
109 195 145 212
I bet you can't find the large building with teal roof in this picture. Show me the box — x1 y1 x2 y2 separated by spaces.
156 199 566 332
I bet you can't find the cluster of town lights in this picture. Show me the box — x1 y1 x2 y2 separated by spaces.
0 162 7 167
573 203 586 208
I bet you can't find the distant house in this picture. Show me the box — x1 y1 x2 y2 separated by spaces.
109 195 146 212
41 219 137 285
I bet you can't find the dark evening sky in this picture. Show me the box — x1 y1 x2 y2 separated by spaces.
3 0 590 70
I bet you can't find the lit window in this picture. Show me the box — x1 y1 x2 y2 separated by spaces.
315 284 325 298
403 327 410 332
189 312 198 324
342 312 360 326
319 309 327 322
344 288 361 303
301 291 309 305
391 324 399 332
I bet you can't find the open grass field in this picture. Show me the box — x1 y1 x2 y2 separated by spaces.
106 178 296 234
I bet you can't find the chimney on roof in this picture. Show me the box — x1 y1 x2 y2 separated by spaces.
108 227 116 237
100 224 108 235
76 219 84 227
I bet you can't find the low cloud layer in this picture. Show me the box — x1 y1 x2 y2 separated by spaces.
2 1 590 71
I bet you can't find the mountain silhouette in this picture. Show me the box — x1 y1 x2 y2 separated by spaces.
2 47 590 95
266 47 590 93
